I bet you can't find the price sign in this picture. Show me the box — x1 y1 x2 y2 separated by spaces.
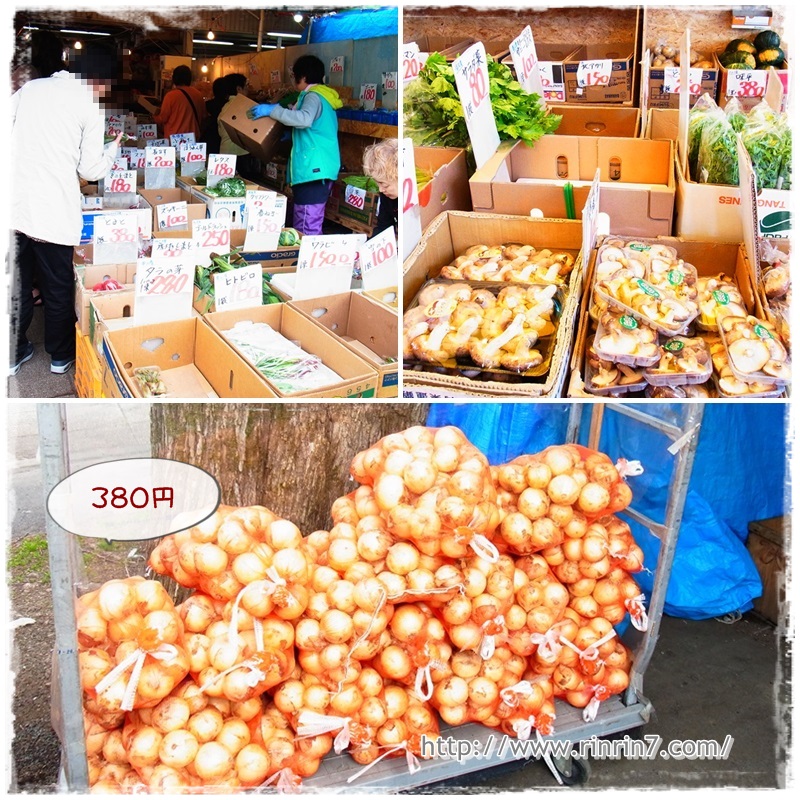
382 71 398 92
150 237 196 264
135 255 194 323
360 83 378 110
213 265 263 311
360 226 398 291
105 114 124 136
93 211 140 265
170 132 196 150
509 26 544 97
344 184 368 210
244 191 284 252
727 69 767 98
105 170 136 194
403 43 423 84
133 149 147 169
120 147 138 165
452 43 500 169
266 162 278 180
401 138 422 259
271 69 282 84
582 169 602 267
146 147 176 169
577 59 613 88
156 201 189 231
294 233 363 300
137 123 157 141
181 142 207 163
207 154 237 188
193 219 231 265
330 56 345 73
82 195 103 211
148 138 169 148
664 66 704 95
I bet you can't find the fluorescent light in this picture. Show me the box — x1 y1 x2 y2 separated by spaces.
192 39 234 46
267 31 302 39
23 26 39 31
250 44 277 49
60 28 111 36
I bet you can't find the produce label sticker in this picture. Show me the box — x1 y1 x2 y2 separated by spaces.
83 195 103 210
401 137 423 259
181 142 207 178
137 123 157 141
576 59 613 89
619 315 638 330
539 62 567 102
712 290 730 305
664 66 704 95
509 25 545 99
636 279 661 298
727 69 767 98
170 132 196 151
244 191 284 252
207 154 237 188
193 219 231 267
144 146 176 190
213 265 263 311
271 69 282 84
93 211 140 265
452 43 500 169
156 201 189 231
294 233 363 300
135 255 194 324
344 184 368 209
360 83 378 110
360 226 398 291
663 338 684 352
105 114 124 136
381 71 398 109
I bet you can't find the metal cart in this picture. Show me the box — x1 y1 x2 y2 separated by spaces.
39 402 704 792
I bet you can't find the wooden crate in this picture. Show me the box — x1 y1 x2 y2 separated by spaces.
746 516 787 625
74 324 104 399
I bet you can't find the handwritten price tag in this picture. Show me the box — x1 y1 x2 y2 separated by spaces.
213 265 263 311
664 66 704 95
577 59 613 88
266 162 278 180
244 191 284 252
330 56 345 73
193 219 231 265
93 211 140 265
150 237 196 263
137 123 157 140
148 138 169 148
509 26 543 96
727 69 767 98
105 114 123 136
146 147 176 169
170 132 196 150
344 184 368 209
360 226 398 291
401 138 422 259
360 83 378 110
294 234 363 300
538 62 566 102
105 170 136 194
157 201 189 231
110 157 129 172
135 256 194 323
453 43 500 169
207 154 237 188
270 69 282 84
182 143 207 163
403 43 423 84
382 71 398 92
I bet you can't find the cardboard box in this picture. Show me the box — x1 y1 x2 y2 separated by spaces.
102 317 279 399
647 67 718 110
502 45 580 104
402 211 585 397
643 108 679 141
218 93 285 163
414 147 472 231
746 516 787 625
73 248 137 336
138 187 207 233
88 292 136 353
75 325 104 399
554 105 641 138
714 55 789 112
564 43 636 103
290 292 399 397
327 175 381 231
364 287 398 310
204 304 378 398
470 138 675 238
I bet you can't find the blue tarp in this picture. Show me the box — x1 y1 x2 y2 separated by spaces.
304 8 398 44
426 403 787 620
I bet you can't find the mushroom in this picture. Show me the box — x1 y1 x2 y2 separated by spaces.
617 364 643 385
480 306 514 338
718 375 750 396
728 338 770 375
764 266 790 299
465 245 488 257
469 314 526 369
762 360 791 381
442 315 483 359
470 289 496 309
500 335 543 372
590 364 620 389
411 319 453 364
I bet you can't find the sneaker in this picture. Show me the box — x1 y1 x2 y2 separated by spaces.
10 342 34 377
51 358 75 375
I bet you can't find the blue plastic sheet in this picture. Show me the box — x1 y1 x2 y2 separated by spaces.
304 8 398 44
425 403 787 619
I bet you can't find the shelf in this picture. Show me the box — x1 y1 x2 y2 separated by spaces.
337 119 398 139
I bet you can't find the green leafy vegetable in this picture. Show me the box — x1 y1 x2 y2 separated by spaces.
343 175 380 192
742 101 788 190
697 107 738 186
403 52 561 151
194 248 282 311
204 177 247 197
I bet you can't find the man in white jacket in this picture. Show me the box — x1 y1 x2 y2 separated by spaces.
10 41 123 377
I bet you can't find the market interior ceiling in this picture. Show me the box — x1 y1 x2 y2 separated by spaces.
14 7 342 58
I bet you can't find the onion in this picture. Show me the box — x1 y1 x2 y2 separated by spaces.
107 612 144 644
501 512 534 551
547 503 573 527
180 595 217 633
327 539 359 573
403 459 438 495
384 449 415 476
505 604 528 631
383 685 410 718
468 677 500 707
438 704 469 726
433 444 460 473
77 607 108 649
580 557 611 580
531 517 561 550
604 667 630 695
217 718 250 755
448 622 482 651
376 718 408 747
127 725 163 769
194 741 234 781
320 609 354 644
305 593 330 621
375 473 408 511
564 514 588 539
360 696 389 728
151 697 191 734
543 448 574 476
330 684 363 716
97 581 138 622
462 568 487 598
390 605 427 642
357 530 393 563
187 707 224 743
295 618 324 651
386 543 420 576
304 684 331 711
438 496 472 528
451 651 482 679
319 643 349 671
235 743 271 786
518 488 549 520
449 470 484 504
377 645 413 680
79 648 113 691
582 535 608 563
232 697 263 723
578 482 610 514
311 566 339 593
326 580 357 614
570 577 597 598
217 520 254 555
260 617 295 651
194 544 228 577
377 571 407 599
267 519 303 551
273 681 305 715
547 474 580 505
570 595 599 620
159 730 199 769
405 704 437 734
357 667 384 698
434 676 469 707
608 481 633 512
497 464 527 494
272 549 309 585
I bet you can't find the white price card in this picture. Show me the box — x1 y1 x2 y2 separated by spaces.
156 201 189 231
213 265 263 311
330 56 345 74
452 43 500 169
344 184 368 210
193 219 232 266
148 138 169 148
403 43 423 84
145 147 176 169
181 142 207 164
170 132 196 150
207 154 238 188
294 234 363 300
93 211 140 265
382 71 398 92
360 83 378 110
271 69 282 84
105 114 124 136
577 59 613 88
109 157 129 172
726 69 767 98
664 66 704 95
120 147 138 166
509 26 544 98
105 170 136 194
135 255 194 324
244 191 284 252
582 169 602 264
401 138 423 260
150 237 196 264
360 226 398 291
137 123 157 141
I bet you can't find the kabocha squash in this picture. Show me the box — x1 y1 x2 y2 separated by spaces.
753 29 781 51
726 39 758 57
756 48 785 68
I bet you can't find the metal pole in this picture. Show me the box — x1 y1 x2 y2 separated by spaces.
257 10 264 52
565 403 584 445
37 404 89 791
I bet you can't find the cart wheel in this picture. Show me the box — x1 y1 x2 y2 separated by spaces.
549 754 591 786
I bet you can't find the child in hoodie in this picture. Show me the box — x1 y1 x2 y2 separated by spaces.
248 55 342 235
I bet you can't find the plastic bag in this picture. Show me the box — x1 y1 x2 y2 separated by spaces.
741 100 787 189
697 106 738 186
687 93 718 181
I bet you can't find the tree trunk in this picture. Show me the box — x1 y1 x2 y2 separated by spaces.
150 403 429 534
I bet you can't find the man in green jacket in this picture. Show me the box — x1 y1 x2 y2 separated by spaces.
247 55 342 235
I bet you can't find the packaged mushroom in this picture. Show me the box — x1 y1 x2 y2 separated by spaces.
645 382 716 399
707 336 783 398
438 243 576 285
595 268 699 336
644 336 712 386
717 315 791 385
585 342 646 395
594 311 660 367
403 280 561 376
696 274 747 330
759 240 791 347
646 258 699 305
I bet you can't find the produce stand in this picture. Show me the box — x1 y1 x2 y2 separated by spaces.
41 401 704 791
